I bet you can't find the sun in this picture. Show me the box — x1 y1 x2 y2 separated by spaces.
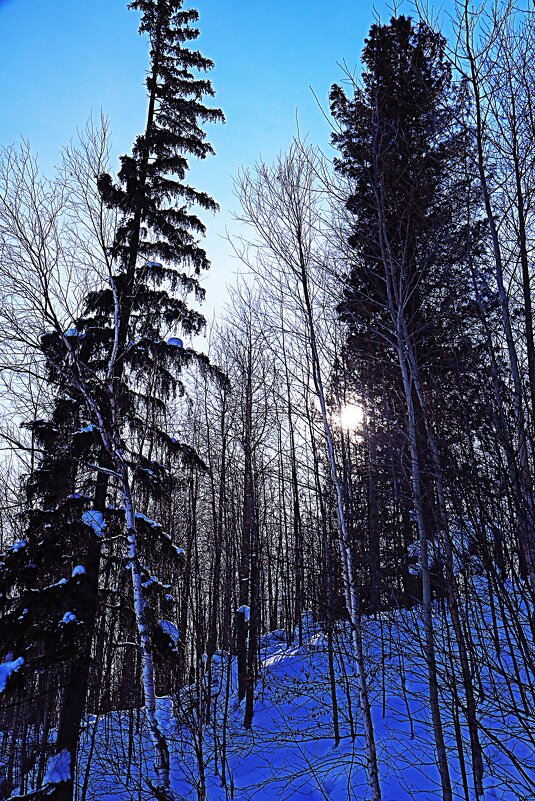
339 403 364 431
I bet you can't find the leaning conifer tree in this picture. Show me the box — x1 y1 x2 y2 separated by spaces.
0 2 223 799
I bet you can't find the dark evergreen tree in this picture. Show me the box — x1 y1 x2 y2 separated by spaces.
0 2 223 798
330 17 488 800
330 15 483 598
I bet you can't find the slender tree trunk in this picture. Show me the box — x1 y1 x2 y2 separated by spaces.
242 347 259 729
396 347 453 801
369 109 453 795
510 92 535 430
281 331 304 642
52 532 102 801
407 342 485 799
121 468 172 797
236 515 250 705
299 258 382 801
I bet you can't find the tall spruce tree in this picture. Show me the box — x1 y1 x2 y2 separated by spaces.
330 16 486 801
330 16 482 600
0 2 223 799
330 15 473 400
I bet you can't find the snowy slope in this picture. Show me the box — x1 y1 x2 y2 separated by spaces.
78 591 535 801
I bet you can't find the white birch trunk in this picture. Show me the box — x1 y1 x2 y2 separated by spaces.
121 468 172 798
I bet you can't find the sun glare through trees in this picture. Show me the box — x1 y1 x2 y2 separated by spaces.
339 402 364 431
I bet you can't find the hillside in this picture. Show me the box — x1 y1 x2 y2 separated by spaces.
74 592 534 801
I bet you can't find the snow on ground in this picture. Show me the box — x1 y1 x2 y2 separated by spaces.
76 586 535 801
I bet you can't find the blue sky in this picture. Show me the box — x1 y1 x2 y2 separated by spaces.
0 0 424 322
